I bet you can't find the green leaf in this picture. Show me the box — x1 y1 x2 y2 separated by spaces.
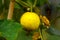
14 2 21 9
0 20 4 25
17 29 32 40
0 20 22 40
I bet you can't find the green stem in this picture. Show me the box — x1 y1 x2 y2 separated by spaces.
27 0 33 12
39 28 43 40
27 0 32 5
31 4 33 12
33 0 37 7
34 7 40 15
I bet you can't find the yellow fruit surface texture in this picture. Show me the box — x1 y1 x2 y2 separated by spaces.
20 12 40 30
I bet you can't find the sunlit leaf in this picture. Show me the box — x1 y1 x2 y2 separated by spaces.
0 20 22 40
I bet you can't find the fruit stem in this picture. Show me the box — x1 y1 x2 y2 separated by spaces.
31 4 33 12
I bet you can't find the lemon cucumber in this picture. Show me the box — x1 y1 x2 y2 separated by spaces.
20 12 40 30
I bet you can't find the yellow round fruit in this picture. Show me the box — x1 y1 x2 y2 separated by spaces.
20 12 40 30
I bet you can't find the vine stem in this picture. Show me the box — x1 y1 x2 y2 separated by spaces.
7 0 15 20
39 28 43 40
33 0 37 7
30 0 37 12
